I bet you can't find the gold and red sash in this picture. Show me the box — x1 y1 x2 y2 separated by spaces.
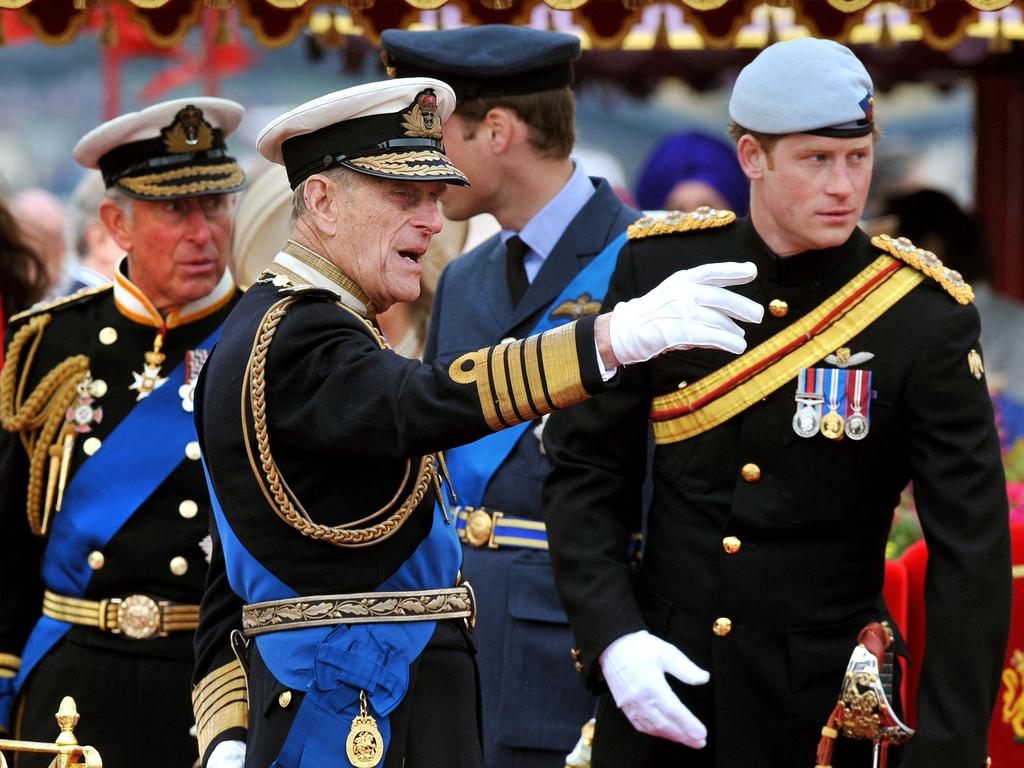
649 254 923 445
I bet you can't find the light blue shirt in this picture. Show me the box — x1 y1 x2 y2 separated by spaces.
500 162 596 283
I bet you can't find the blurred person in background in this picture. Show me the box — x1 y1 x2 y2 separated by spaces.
884 187 1024 426
9 187 69 298
0 195 48 368
65 171 122 292
634 130 749 214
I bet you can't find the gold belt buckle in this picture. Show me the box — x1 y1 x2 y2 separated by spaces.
109 595 165 639
464 507 502 549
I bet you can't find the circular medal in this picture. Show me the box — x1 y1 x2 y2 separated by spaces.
792 404 820 438
820 411 845 440
346 713 384 768
845 413 869 441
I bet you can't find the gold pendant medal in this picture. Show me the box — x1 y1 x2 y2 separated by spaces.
346 691 384 768
819 367 845 441
129 330 168 401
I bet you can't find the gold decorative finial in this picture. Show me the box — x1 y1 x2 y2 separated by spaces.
55 696 81 747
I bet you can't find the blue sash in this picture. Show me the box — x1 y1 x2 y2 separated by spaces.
208 461 461 768
7 327 221 716
442 231 627 508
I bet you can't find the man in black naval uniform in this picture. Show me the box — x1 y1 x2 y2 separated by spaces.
543 37 1012 768
379 26 639 768
188 77 763 768
0 98 246 765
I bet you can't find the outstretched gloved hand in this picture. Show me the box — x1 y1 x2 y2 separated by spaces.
608 261 762 364
599 629 710 748
207 739 246 768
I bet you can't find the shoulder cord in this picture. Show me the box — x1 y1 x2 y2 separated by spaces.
240 297 435 548
0 314 89 535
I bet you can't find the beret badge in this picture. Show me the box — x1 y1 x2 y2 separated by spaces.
401 89 443 141
162 104 215 154
859 93 875 124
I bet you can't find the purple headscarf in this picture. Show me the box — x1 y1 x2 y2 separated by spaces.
634 131 749 214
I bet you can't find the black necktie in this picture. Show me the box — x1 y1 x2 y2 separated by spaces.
505 235 529 307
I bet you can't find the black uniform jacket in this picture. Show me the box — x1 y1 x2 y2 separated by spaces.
0 279 239 727
542 217 1012 768
192 261 606 764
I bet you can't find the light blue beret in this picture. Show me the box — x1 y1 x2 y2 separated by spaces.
728 37 874 138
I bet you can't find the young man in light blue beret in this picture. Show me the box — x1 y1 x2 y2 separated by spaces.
543 36 1011 768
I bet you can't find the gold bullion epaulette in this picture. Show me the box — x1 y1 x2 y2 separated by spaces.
871 234 973 305
7 284 111 325
627 206 736 241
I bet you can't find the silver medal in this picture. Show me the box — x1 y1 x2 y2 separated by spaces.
792 401 821 438
845 412 869 440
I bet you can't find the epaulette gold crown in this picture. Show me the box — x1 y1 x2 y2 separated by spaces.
871 234 973 305
8 284 111 324
627 206 736 241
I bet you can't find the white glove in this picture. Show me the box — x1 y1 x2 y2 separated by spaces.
207 739 246 768
609 261 762 364
599 630 709 748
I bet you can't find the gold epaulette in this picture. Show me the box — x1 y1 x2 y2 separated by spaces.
871 234 974 305
627 206 736 241
192 659 248 761
8 284 111 325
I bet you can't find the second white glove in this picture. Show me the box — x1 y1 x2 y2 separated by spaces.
609 261 763 365
599 629 710 748
207 739 246 768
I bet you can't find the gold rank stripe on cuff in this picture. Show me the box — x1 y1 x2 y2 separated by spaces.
449 322 588 431
0 653 20 677
649 256 924 445
192 659 249 761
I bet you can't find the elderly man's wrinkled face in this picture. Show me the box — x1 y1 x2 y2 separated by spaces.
104 194 233 315
332 177 445 311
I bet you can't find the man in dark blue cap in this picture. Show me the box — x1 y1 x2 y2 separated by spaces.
381 24 640 768
543 37 1011 768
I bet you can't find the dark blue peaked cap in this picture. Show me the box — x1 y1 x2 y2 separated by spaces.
380 25 581 101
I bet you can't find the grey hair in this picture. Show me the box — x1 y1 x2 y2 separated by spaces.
104 186 136 221
290 166 360 225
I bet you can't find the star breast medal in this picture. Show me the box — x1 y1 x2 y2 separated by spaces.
346 691 384 768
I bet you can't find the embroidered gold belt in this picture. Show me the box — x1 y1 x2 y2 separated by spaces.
42 590 200 640
242 584 477 637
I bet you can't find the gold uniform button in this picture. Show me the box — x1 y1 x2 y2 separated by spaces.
741 463 761 483
278 690 292 708
179 500 199 519
768 299 789 318
87 551 105 570
89 379 108 398
722 536 742 554
574 660 584 673
169 556 189 576
83 437 102 456
98 327 118 345
185 441 202 461
713 617 733 637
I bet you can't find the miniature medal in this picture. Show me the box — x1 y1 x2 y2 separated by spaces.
819 368 846 441
844 369 872 441
792 368 823 438
65 373 104 433
130 331 168 401
346 691 384 768
178 349 209 413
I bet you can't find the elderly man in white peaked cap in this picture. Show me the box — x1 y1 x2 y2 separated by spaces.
0 97 245 766
188 76 762 768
